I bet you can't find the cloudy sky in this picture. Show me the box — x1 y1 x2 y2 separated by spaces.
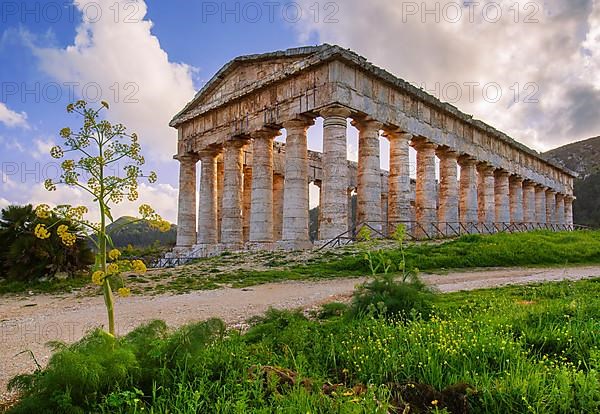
0 0 598 222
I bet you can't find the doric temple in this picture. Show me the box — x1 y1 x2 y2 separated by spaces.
169 44 576 256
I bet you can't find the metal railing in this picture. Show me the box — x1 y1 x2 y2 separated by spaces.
321 220 585 248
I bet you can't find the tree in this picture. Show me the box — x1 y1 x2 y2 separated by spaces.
35 100 169 336
0 204 93 281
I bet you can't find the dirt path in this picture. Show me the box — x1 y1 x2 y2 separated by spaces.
1 264 599 398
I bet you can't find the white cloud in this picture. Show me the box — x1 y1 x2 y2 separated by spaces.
0 197 10 210
0 102 29 129
32 137 55 159
28 0 196 162
294 0 600 151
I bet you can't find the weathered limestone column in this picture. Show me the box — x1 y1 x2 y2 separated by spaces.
458 155 478 231
347 188 354 233
546 189 557 225
385 130 412 235
509 175 524 225
535 185 547 225
319 106 351 240
436 147 458 235
176 154 198 248
221 139 246 248
197 150 219 245
354 119 383 233
555 194 565 227
522 180 537 228
564 196 574 227
477 163 495 230
273 173 284 241
249 129 277 246
242 165 252 242
216 156 224 242
412 137 437 238
494 170 510 226
281 118 312 249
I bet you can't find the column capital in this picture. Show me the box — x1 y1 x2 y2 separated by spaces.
410 136 436 151
494 169 510 179
251 127 280 140
545 188 557 195
197 146 221 160
320 105 352 120
351 117 383 132
535 183 548 191
175 152 199 163
564 195 575 202
476 162 495 175
435 146 458 159
555 193 565 201
457 154 477 166
224 137 250 149
509 174 524 184
282 116 314 131
383 128 412 141
522 179 537 189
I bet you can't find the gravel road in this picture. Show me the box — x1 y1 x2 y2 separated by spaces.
1 264 599 399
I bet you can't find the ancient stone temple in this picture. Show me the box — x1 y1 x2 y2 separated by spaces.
169 45 576 256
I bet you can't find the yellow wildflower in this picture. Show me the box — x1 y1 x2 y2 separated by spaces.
131 260 147 274
431 400 439 406
117 287 131 298
34 224 51 239
106 263 120 275
35 204 51 219
108 249 121 261
92 270 105 285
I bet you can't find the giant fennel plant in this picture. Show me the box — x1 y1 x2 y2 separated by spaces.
34 100 170 336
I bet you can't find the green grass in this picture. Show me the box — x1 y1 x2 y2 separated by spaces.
3 230 600 296
0 275 89 295
7 278 600 413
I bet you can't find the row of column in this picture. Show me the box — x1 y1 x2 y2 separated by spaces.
177 107 575 248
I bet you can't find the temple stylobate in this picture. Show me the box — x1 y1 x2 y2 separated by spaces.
169 45 577 256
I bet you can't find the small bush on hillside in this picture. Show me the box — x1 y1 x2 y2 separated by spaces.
351 273 435 319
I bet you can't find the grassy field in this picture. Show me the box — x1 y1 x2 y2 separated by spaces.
7 278 600 413
1 230 600 296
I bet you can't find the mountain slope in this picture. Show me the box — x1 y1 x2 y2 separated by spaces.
544 136 600 227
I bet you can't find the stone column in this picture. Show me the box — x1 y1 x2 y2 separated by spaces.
546 189 557 225
477 163 495 231
354 118 383 233
347 187 355 234
509 175 524 225
494 170 510 226
412 137 437 239
437 147 458 235
522 180 537 228
216 155 224 242
385 130 412 235
249 129 277 246
555 194 565 227
319 106 351 240
176 154 198 248
242 165 252 242
177 154 198 247
273 173 284 241
458 155 478 231
535 185 547 225
221 139 246 249
281 118 312 249
564 196 574 227
197 150 219 246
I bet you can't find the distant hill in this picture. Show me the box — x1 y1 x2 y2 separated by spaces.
107 216 177 248
544 136 600 178
544 136 600 228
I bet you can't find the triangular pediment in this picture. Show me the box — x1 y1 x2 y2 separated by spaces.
170 45 334 126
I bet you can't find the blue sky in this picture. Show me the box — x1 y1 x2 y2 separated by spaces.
0 0 598 222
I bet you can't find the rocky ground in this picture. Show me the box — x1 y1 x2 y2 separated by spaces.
1 264 600 405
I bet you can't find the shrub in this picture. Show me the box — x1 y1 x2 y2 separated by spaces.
351 273 435 319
